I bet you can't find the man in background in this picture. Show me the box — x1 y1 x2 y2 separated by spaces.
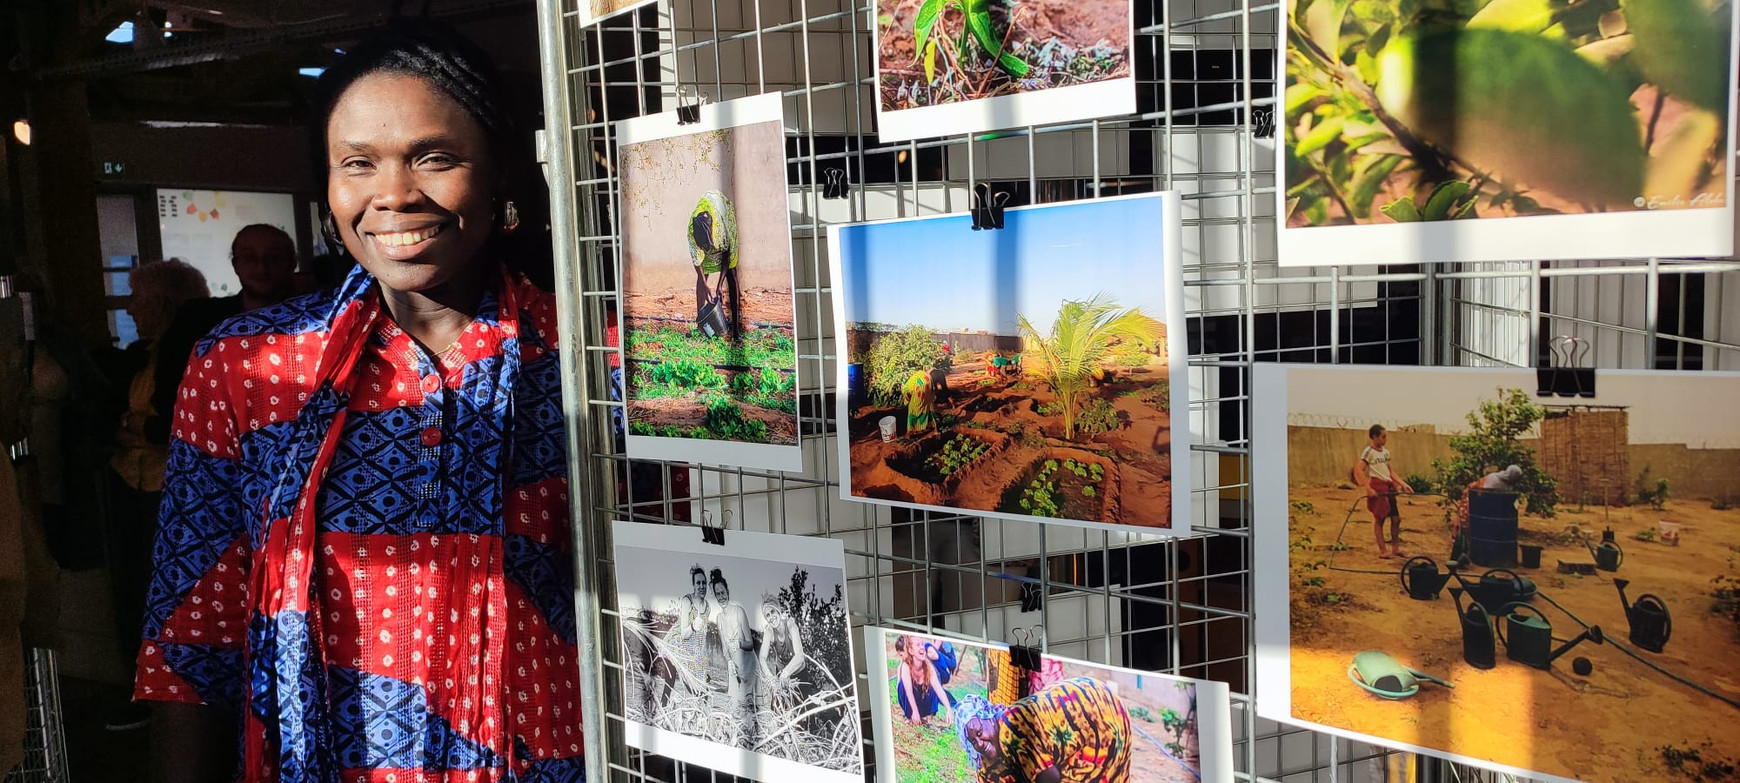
144 224 297 446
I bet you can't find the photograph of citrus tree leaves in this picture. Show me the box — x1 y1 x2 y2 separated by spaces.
876 0 1130 109
1286 0 1732 226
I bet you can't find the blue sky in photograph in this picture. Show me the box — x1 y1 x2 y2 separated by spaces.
836 196 1169 336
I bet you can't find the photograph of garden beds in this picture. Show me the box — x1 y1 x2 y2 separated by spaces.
616 99 799 453
832 196 1180 530
844 325 1169 526
624 293 798 445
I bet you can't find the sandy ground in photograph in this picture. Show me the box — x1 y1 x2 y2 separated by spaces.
624 287 795 328
848 349 1171 528
876 0 1129 106
1286 483 1740 782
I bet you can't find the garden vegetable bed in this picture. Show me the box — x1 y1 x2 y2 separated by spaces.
996 452 1118 521
887 431 1001 487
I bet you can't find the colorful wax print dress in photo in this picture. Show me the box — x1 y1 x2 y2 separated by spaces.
902 371 934 433
958 678 1132 783
133 264 586 782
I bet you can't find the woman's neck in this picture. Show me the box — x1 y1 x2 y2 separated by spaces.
379 266 492 353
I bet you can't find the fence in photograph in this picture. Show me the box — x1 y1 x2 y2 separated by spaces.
528 0 1740 781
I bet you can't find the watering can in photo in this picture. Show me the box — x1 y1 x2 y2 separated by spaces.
1347 650 1454 700
1450 566 1537 614
1400 556 1454 601
1451 587 1497 670
1582 528 1624 572
1614 578 1672 653
1496 602 1603 670
695 293 729 339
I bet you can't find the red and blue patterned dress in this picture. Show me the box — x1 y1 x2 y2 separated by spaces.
133 266 585 782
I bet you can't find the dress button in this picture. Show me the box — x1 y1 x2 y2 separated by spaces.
420 374 442 394
421 427 443 447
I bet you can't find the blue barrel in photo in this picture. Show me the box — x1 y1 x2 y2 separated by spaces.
1467 489 1520 567
847 363 865 406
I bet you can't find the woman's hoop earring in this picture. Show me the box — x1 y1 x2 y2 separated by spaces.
321 210 345 253
499 200 520 233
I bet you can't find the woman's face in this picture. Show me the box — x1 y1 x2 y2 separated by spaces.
712 580 730 604
325 72 496 297
691 571 707 597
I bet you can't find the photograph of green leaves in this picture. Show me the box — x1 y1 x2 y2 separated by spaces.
1281 0 1737 264
871 0 1135 140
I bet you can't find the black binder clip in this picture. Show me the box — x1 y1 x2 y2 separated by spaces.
1252 106 1275 139
699 510 726 546
1536 335 1596 399
1008 626 1044 671
822 167 850 200
1019 580 1043 613
970 182 1008 231
675 86 704 125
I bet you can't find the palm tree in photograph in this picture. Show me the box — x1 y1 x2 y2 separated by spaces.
1017 294 1164 440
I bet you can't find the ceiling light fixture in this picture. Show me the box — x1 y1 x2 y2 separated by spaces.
298 67 325 78
12 120 29 146
105 20 135 44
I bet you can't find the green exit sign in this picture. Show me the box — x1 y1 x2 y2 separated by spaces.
101 161 126 177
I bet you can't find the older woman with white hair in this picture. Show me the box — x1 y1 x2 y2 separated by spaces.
106 257 209 731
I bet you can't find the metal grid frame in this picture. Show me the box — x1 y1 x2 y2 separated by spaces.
1 649 70 783
527 0 1740 781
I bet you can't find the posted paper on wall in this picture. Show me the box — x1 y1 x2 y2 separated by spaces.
616 93 803 472
1253 364 1740 782
829 193 1190 536
865 627 1234 783
1277 0 1739 265
613 521 863 783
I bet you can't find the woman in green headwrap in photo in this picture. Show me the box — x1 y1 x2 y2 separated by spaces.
689 189 742 340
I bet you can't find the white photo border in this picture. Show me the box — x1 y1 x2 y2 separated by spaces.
1250 364 1740 783
1273 1 1739 267
867 0 1137 143
827 191 1191 537
611 520 863 783
863 626 1235 783
615 92 804 473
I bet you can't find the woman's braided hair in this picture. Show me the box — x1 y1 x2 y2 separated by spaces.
313 19 522 186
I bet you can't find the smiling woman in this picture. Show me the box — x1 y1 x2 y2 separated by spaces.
133 21 584 783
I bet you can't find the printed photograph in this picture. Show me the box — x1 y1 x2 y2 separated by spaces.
828 194 1188 534
1279 0 1737 263
870 0 1135 140
865 628 1234 783
613 522 862 783
1253 365 1740 782
617 93 801 471
578 0 658 25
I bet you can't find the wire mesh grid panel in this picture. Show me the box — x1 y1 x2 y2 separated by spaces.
526 0 1740 781
2 650 69 783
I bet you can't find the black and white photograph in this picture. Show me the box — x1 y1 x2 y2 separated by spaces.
612 521 864 783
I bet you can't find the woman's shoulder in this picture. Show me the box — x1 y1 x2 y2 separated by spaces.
196 290 337 356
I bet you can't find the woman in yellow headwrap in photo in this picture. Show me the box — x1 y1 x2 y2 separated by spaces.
690 189 742 339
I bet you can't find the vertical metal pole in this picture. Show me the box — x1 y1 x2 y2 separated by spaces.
532 4 610 783
1645 257 1661 369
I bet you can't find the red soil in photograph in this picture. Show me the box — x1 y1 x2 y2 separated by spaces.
1287 484 1740 782
624 286 798 445
623 286 795 329
848 350 1172 528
